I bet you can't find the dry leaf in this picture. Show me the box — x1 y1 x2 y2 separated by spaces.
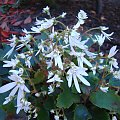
13 20 23 26
24 16 32 24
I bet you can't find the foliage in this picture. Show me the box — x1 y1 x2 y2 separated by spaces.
0 6 120 120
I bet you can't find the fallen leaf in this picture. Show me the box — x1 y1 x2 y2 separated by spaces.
1 30 10 38
0 22 10 31
24 16 32 24
13 20 23 26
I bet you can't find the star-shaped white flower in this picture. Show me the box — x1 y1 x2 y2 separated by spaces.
47 72 63 83
100 86 109 93
46 49 63 70
100 26 114 40
0 73 30 109
3 58 19 69
74 10 88 29
66 62 90 93
94 34 105 46
70 49 92 68
48 85 54 94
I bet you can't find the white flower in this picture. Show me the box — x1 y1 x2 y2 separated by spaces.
54 115 59 120
49 27 57 39
100 86 109 93
35 41 45 56
91 66 96 75
94 34 105 46
108 46 118 58
3 58 19 69
74 10 88 29
47 73 63 83
17 98 31 114
8 35 17 47
46 59 53 69
35 93 40 97
61 12 67 18
0 74 30 107
31 18 55 33
31 26 41 33
70 49 92 68
34 18 54 31
78 10 88 20
84 49 97 58
69 30 87 50
109 58 119 71
17 53 26 59
100 26 114 40
46 49 63 70
112 116 117 120
66 62 90 93
100 26 109 31
25 56 32 68
9 68 24 76
4 35 17 58
43 6 50 14
33 113 38 118
48 85 54 94
113 70 120 79
16 34 31 50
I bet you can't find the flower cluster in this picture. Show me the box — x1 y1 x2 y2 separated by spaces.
0 6 119 120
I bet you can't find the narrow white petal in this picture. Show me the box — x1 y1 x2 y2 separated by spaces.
83 57 92 67
108 46 118 58
46 51 54 58
47 78 54 83
77 68 88 76
17 89 24 106
73 74 81 93
24 85 30 93
67 74 72 88
4 46 15 58
77 58 83 67
9 86 19 96
16 107 21 114
56 56 63 70
0 82 16 93
76 74 90 86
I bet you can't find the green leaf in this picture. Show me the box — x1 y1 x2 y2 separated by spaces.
0 66 9 75
57 80 80 108
109 77 120 87
74 104 91 120
0 49 5 61
90 107 110 120
90 90 120 113
44 97 55 110
37 106 49 120
33 70 46 84
1 102 15 114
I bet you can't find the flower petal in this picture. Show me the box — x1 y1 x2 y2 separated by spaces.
73 74 81 93
76 74 90 86
0 82 16 93
24 85 30 93
108 46 118 58
9 86 19 96
67 74 73 88
83 57 92 67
